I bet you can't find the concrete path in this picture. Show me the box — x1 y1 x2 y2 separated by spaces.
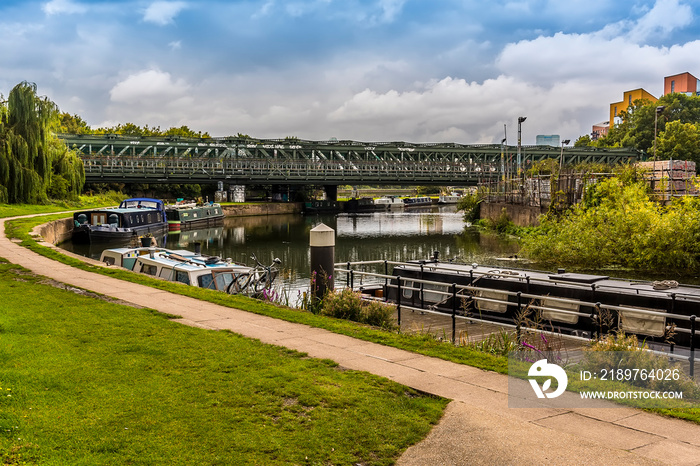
2 216 700 465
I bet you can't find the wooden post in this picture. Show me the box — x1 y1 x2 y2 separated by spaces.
310 223 335 301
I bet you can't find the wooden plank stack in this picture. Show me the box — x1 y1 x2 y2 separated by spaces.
637 160 698 199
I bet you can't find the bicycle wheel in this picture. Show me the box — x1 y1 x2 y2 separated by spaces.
253 272 270 293
227 272 251 294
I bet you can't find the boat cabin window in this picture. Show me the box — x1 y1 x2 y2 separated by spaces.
213 272 234 291
91 213 107 225
141 264 158 276
198 273 215 289
108 214 119 226
402 281 414 298
423 283 449 303
175 271 190 285
158 267 173 281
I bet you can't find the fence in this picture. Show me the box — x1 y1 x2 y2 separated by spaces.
334 260 698 376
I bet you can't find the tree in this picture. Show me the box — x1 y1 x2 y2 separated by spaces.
656 120 700 163
0 81 85 203
59 112 91 134
597 93 700 156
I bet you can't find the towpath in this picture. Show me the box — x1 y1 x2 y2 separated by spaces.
1 215 699 465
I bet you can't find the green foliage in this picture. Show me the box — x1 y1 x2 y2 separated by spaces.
416 185 440 195
574 135 593 147
58 112 91 134
656 120 700 163
597 93 700 156
0 81 85 203
479 208 520 235
321 288 397 330
582 333 700 397
521 175 700 271
455 190 483 223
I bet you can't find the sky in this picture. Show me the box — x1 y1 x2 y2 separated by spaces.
1 0 699 144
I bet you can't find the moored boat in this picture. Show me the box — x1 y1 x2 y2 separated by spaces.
165 201 224 232
438 193 462 204
72 198 168 243
100 246 280 294
402 196 433 207
373 196 404 210
351 255 700 349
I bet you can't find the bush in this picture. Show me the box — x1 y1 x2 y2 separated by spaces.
320 288 397 330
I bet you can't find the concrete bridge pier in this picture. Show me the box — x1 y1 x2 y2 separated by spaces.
324 185 338 201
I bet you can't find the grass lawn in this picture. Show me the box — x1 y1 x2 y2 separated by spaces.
0 261 448 465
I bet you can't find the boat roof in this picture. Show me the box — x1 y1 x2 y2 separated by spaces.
395 261 700 301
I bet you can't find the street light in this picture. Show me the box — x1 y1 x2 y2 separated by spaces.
559 139 571 170
517 116 526 175
654 105 666 159
500 136 507 181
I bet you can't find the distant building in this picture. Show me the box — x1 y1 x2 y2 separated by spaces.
536 135 560 147
664 72 699 96
609 88 658 127
591 121 609 140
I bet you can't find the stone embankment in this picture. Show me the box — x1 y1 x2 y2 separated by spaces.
34 202 303 246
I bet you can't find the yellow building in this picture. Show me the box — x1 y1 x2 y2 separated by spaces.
609 88 657 127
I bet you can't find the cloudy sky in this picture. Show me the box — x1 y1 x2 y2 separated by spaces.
1 0 698 144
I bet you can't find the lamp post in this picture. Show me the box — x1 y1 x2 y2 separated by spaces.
559 139 571 170
517 116 526 175
500 137 507 182
654 105 665 159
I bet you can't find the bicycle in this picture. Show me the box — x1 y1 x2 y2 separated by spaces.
227 253 282 295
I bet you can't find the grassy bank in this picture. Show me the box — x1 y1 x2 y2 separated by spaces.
0 261 447 465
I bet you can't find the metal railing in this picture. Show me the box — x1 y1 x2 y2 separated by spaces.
334 260 698 375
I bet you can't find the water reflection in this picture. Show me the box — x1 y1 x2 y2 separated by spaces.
60 207 521 289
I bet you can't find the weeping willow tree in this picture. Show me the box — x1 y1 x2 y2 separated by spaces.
0 81 84 203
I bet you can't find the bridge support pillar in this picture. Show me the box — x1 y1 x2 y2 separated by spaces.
324 185 338 201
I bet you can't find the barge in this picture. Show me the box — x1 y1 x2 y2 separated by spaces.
100 246 280 294
72 198 168 243
353 254 699 349
165 201 224 232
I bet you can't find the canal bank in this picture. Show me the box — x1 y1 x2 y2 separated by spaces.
4 214 700 465
34 202 303 246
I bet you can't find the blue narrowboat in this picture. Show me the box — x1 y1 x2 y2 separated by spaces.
72 198 168 243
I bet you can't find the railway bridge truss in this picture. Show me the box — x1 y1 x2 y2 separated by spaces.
58 134 642 187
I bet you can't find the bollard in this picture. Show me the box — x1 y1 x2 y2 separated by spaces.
310 223 335 301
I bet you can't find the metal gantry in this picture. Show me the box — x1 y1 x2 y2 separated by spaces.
58 134 642 186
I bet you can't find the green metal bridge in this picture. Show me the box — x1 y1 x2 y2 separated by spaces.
58 134 641 187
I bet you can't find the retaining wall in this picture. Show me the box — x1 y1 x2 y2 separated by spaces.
221 203 302 217
480 202 547 227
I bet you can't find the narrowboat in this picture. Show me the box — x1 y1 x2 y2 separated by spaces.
343 198 381 213
72 198 168 243
402 196 433 207
373 196 404 210
438 193 462 204
303 200 341 214
363 254 700 349
165 201 224 232
100 246 277 294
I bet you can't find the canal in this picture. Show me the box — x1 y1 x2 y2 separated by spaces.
60 206 521 295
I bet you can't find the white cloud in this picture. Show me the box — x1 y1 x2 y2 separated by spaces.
169 40 182 50
143 1 188 26
42 0 87 15
627 0 693 43
110 69 190 103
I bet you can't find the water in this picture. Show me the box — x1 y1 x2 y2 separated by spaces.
60 206 521 293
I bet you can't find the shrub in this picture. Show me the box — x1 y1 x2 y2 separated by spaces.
320 288 397 330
